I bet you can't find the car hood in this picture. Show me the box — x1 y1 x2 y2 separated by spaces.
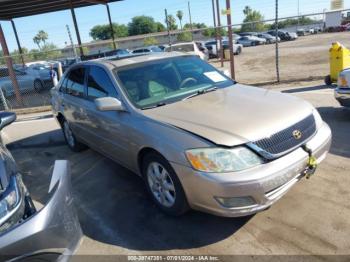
142 84 313 146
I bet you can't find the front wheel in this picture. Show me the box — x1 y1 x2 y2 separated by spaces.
142 152 189 216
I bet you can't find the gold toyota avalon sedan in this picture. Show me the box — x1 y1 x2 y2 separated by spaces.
51 52 331 217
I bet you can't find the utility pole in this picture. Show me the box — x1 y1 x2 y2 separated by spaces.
211 0 219 58
275 0 280 82
215 0 224 67
297 0 300 31
66 25 77 58
165 9 171 46
188 1 194 41
225 0 235 79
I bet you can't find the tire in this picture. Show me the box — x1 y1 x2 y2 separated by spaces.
251 42 256 46
324 75 332 86
61 118 87 152
236 47 242 55
33 79 43 92
142 152 189 216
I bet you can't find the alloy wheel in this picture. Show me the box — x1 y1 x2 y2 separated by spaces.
147 162 176 208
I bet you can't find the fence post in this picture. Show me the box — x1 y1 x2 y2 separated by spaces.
275 0 280 82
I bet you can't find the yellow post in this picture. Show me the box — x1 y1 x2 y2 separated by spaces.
329 42 350 83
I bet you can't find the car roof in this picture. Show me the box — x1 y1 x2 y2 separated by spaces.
80 52 192 69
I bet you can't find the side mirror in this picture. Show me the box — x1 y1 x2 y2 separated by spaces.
94 97 125 112
0 112 16 130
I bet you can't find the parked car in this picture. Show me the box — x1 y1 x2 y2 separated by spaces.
297 29 306 36
51 52 331 217
334 69 350 107
232 33 241 43
21 63 53 88
267 30 297 41
132 46 163 55
0 111 82 260
257 33 280 44
239 32 258 37
165 42 208 60
104 49 130 58
0 67 43 97
222 40 243 55
237 36 266 47
205 40 243 58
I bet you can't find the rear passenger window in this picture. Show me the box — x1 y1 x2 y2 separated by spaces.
66 67 85 97
87 66 118 99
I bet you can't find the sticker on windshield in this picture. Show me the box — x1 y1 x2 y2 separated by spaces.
204 71 226 82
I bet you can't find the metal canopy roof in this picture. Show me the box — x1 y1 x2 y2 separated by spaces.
0 0 122 20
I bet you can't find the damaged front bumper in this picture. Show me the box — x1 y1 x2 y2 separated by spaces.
0 160 82 261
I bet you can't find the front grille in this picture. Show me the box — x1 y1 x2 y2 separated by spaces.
252 114 316 158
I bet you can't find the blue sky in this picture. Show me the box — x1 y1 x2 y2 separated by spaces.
0 0 348 51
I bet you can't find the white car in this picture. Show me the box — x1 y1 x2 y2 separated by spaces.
237 36 267 47
204 40 243 58
165 42 208 61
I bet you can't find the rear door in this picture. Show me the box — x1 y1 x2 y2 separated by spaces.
60 66 89 140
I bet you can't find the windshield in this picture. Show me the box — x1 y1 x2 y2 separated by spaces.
114 56 235 109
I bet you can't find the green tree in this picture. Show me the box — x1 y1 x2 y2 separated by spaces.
33 30 49 49
269 16 317 29
241 6 265 32
177 32 192 42
176 10 184 30
184 22 207 29
166 14 178 30
90 23 128 40
156 22 166 32
143 37 158 46
30 43 61 60
128 16 158 35
203 27 226 37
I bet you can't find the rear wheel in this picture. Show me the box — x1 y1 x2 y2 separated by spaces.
62 118 87 152
324 75 332 86
142 152 189 216
33 79 43 92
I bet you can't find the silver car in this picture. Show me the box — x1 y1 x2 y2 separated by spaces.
334 69 350 108
51 52 331 217
0 67 43 97
0 112 82 260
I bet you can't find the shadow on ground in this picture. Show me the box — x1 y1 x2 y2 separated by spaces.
317 106 350 158
281 85 332 93
9 131 251 251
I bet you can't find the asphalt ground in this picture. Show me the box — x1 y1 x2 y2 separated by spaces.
2 82 350 260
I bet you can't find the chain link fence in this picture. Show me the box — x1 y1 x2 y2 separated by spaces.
0 10 348 112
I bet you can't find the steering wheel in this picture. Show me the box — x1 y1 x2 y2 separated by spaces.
179 77 198 89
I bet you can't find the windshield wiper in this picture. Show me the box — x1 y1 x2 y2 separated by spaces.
182 86 218 100
141 102 167 110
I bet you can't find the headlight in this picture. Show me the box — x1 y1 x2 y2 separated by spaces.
313 109 323 129
0 176 20 221
337 75 348 88
185 147 264 173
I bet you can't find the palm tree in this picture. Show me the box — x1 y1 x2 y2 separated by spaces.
176 10 184 30
33 35 41 49
33 30 49 50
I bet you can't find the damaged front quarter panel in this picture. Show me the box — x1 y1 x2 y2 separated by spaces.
0 160 82 262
